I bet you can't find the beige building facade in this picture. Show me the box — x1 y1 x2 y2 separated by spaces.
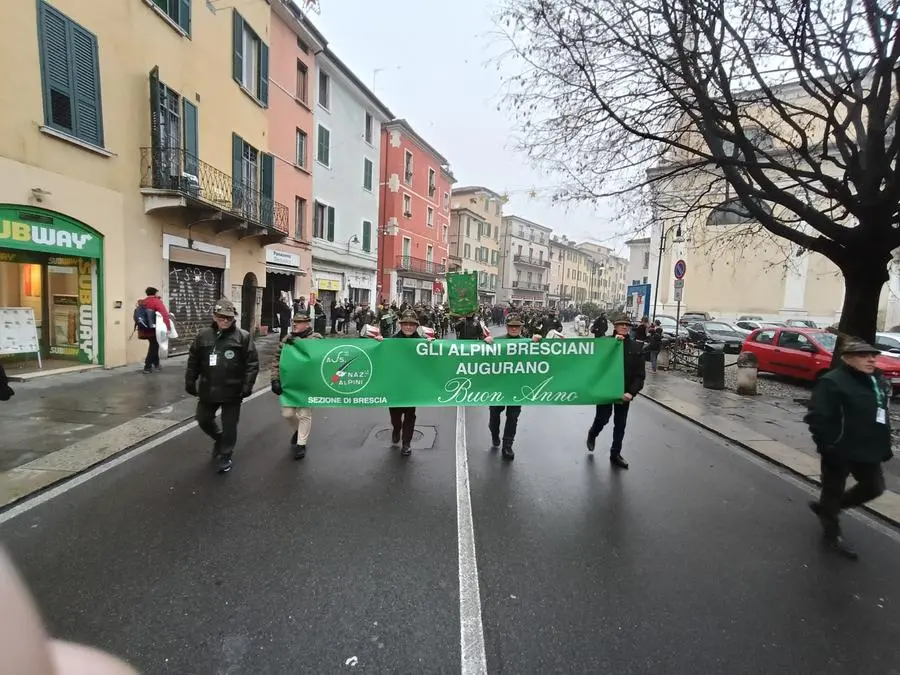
0 0 287 374
449 187 503 303
499 216 552 305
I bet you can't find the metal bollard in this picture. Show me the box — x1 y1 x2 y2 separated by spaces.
735 351 758 396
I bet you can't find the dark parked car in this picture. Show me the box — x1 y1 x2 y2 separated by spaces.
687 321 744 354
680 311 714 325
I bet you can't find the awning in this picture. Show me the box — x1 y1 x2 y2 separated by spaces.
266 264 305 276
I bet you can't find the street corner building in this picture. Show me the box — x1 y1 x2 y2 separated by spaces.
0 0 301 375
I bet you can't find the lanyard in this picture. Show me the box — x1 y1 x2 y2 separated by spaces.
870 376 885 408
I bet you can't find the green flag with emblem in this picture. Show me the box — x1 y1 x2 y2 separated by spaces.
446 272 478 315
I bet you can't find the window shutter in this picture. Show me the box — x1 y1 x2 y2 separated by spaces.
260 152 274 227
232 133 243 208
38 2 72 132
313 202 320 237
178 0 191 34
258 41 269 105
182 99 198 175
326 206 335 242
149 67 162 184
362 221 372 252
232 11 243 84
70 24 103 145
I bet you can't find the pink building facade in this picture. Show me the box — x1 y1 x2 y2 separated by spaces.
263 1 323 326
378 119 455 305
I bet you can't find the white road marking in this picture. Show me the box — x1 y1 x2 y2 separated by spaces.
0 388 270 525
456 406 487 675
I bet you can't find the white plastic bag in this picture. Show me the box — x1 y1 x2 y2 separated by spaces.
155 311 169 358
168 317 179 339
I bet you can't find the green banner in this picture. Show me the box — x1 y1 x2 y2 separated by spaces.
446 271 478 315
279 338 624 407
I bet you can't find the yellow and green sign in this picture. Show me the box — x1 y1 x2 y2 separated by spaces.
0 206 102 258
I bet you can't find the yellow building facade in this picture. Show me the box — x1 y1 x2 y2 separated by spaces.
0 0 286 374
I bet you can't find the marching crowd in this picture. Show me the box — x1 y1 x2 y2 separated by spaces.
126 285 896 560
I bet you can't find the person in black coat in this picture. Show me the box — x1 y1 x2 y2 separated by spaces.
385 312 426 456
804 337 891 559
591 312 608 337
586 313 646 469
185 298 260 474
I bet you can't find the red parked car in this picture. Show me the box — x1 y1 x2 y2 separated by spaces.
742 326 900 394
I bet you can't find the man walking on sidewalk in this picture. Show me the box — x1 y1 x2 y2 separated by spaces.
804 337 891 560
586 313 646 469
137 287 171 374
185 299 259 474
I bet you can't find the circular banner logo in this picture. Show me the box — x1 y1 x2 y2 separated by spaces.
320 345 373 395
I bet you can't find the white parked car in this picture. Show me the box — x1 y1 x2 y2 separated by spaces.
875 332 900 358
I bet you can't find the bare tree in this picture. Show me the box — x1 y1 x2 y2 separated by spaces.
498 0 900 341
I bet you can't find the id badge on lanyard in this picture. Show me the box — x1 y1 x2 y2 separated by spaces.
209 352 218 367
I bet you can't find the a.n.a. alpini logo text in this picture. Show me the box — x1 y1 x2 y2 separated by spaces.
320 345 373 395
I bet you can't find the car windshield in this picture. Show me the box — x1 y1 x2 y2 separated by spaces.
657 318 677 329
811 332 837 352
705 322 734 333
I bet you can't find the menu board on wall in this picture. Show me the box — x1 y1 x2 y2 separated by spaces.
0 307 40 356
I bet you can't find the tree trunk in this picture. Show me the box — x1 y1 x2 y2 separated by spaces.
829 260 889 367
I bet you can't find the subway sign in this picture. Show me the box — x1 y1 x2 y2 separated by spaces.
0 207 102 258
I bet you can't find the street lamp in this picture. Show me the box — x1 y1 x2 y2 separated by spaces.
652 223 684 322
346 234 360 252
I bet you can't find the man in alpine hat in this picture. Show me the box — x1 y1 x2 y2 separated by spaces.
489 314 542 460
585 312 646 469
387 311 428 456
271 311 323 460
185 298 259 474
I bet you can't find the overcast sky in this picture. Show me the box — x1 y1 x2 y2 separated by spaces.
307 0 631 256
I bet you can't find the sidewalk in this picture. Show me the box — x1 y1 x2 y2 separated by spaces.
0 334 282 508
642 371 900 526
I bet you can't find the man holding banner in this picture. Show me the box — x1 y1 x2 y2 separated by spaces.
271 312 323 460
586 314 646 469
389 311 427 456
489 314 542 460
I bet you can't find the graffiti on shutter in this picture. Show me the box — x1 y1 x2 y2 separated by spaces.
168 262 223 353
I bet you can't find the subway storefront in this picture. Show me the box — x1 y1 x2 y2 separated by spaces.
0 206 103 370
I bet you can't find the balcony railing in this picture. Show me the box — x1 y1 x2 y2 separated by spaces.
395 255 446 277
512 281 550 291
140 146 289 233
513 254 551 268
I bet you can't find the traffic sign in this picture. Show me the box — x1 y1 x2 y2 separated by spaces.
674 286 683 302
674 279 684 290
674 259 687 279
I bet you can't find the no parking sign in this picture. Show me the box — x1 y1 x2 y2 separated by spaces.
674 259 687 279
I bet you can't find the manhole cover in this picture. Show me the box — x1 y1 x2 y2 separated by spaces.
365 425 437 450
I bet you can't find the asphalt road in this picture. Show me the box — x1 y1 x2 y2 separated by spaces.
3 355 900 672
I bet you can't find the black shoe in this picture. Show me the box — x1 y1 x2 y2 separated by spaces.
490 434 501 448
391 429 401 445
142 368 152 374
400 444 412 456
824 535 859 560
293 444 306 460
211 436 222 463
586 434 596 452
610 454 629 469
216 455 233 473
501 441 515 461
808 500 822 517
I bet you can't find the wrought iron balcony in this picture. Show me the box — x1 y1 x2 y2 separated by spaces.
395 255 446 278
513 254 551 268
511 281 549 291
139 146 289 242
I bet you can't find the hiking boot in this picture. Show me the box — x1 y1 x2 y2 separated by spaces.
391 428 401 445
610 454 629 469
141 368 152 374
293 444 306 460
400 444 412 456
501 440 515 461
586 434 596 453
216 455 233 473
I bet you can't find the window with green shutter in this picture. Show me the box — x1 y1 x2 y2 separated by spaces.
363 158 373 191
317 125 331 167
151 0 191 35
182 99 198 175
362 221 372 252
232 10 269 106
37 1 104 147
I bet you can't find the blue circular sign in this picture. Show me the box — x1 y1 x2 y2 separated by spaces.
674 259 686 279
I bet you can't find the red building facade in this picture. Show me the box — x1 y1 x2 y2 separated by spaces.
377 119 454 306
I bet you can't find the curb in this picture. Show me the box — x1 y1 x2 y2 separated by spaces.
643 391 900 530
